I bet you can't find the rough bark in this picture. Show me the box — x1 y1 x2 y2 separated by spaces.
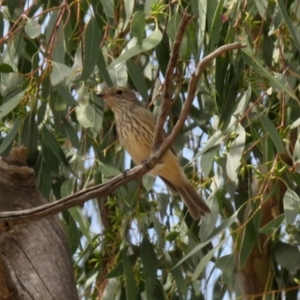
0 147 78 300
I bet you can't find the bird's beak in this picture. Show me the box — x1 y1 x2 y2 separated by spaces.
97 92 107 98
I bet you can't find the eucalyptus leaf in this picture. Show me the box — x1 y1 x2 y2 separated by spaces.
98 161 121 177
260 115 285 153
242 48 297 100
108 26 162 69
259 215 285 235
239 220 257 268
255 0 268 17
140 237 158 300
277 0 300 52
130 11 145 47
50 62 72 86
24 18 41 39
100 0 114 18
283 188 300 224
0 63 14 73
0 118 21 155
80 18 102 81
69 207 94 245
122 249 136 300
192 238 227 280
274 241 300 273
0 90 24 119
226 123 245 183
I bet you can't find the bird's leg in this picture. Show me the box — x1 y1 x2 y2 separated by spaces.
142 159 152 170
122 169 130 178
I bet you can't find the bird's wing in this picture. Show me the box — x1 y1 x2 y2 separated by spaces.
132 105 177 156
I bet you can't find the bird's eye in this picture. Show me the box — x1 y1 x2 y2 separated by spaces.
117 89 123 95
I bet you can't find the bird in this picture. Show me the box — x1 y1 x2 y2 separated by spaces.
97 86 211 219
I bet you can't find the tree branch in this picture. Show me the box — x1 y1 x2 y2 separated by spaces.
152 12 192 151
150 42 247 164
0 159 148 229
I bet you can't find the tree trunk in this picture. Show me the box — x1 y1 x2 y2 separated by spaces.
0 147 78 300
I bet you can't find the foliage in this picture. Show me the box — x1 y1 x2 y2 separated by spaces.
0 0 300 299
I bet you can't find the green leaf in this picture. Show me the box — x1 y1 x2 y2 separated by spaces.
242 48 297 100
142 175 155 192
103 278 119 300
215 254 235 284
192 237 227 280
126 59 148 102
234 86 252 117
105 261 123 278
239 220 257 268
55 84 78 107
274 241 300 273
108 26 162 68
50 62 72 86
140 237 157 300
291 117 300 129
24 18 41 39
200 145 218 178
0 90 24 119
226 123 245 183
0 118 21 155
61 178 75 198
69 207 94 245
42 126 71 169
130 11 145 47
277 0 300 52
191 0 206 49
260 115 285 153
100 0 114 18
122 249 136 300
0 63 14 73
98 161 121 177
255 0 268 17
46 12 65 64
0 12 3 38
75 84 95 128
61 119 80 149
201 130 223 154
166 12 181 41
293 136 300 164
80 18 102 81
155 35 169 76
207 0 224 53
199 193 219 240
165 252 187 296
176 210 239 268
283 188 300 224
20 113 39 159
165 231 180 242
259 214 285 235
124 0 134 26
97 50 113 86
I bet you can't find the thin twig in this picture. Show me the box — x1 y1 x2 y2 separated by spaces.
152 12 192 151
150 42 247 164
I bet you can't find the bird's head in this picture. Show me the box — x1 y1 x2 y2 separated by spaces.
97 86 140 113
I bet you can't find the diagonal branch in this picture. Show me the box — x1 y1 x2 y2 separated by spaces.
149 42 247 165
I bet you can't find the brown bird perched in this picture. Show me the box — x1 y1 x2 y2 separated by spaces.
98 86 210 219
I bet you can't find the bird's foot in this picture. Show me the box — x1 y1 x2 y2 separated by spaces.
142 159 151 170
123 169 130 178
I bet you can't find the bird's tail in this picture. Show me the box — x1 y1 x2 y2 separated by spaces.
160 176 210 220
